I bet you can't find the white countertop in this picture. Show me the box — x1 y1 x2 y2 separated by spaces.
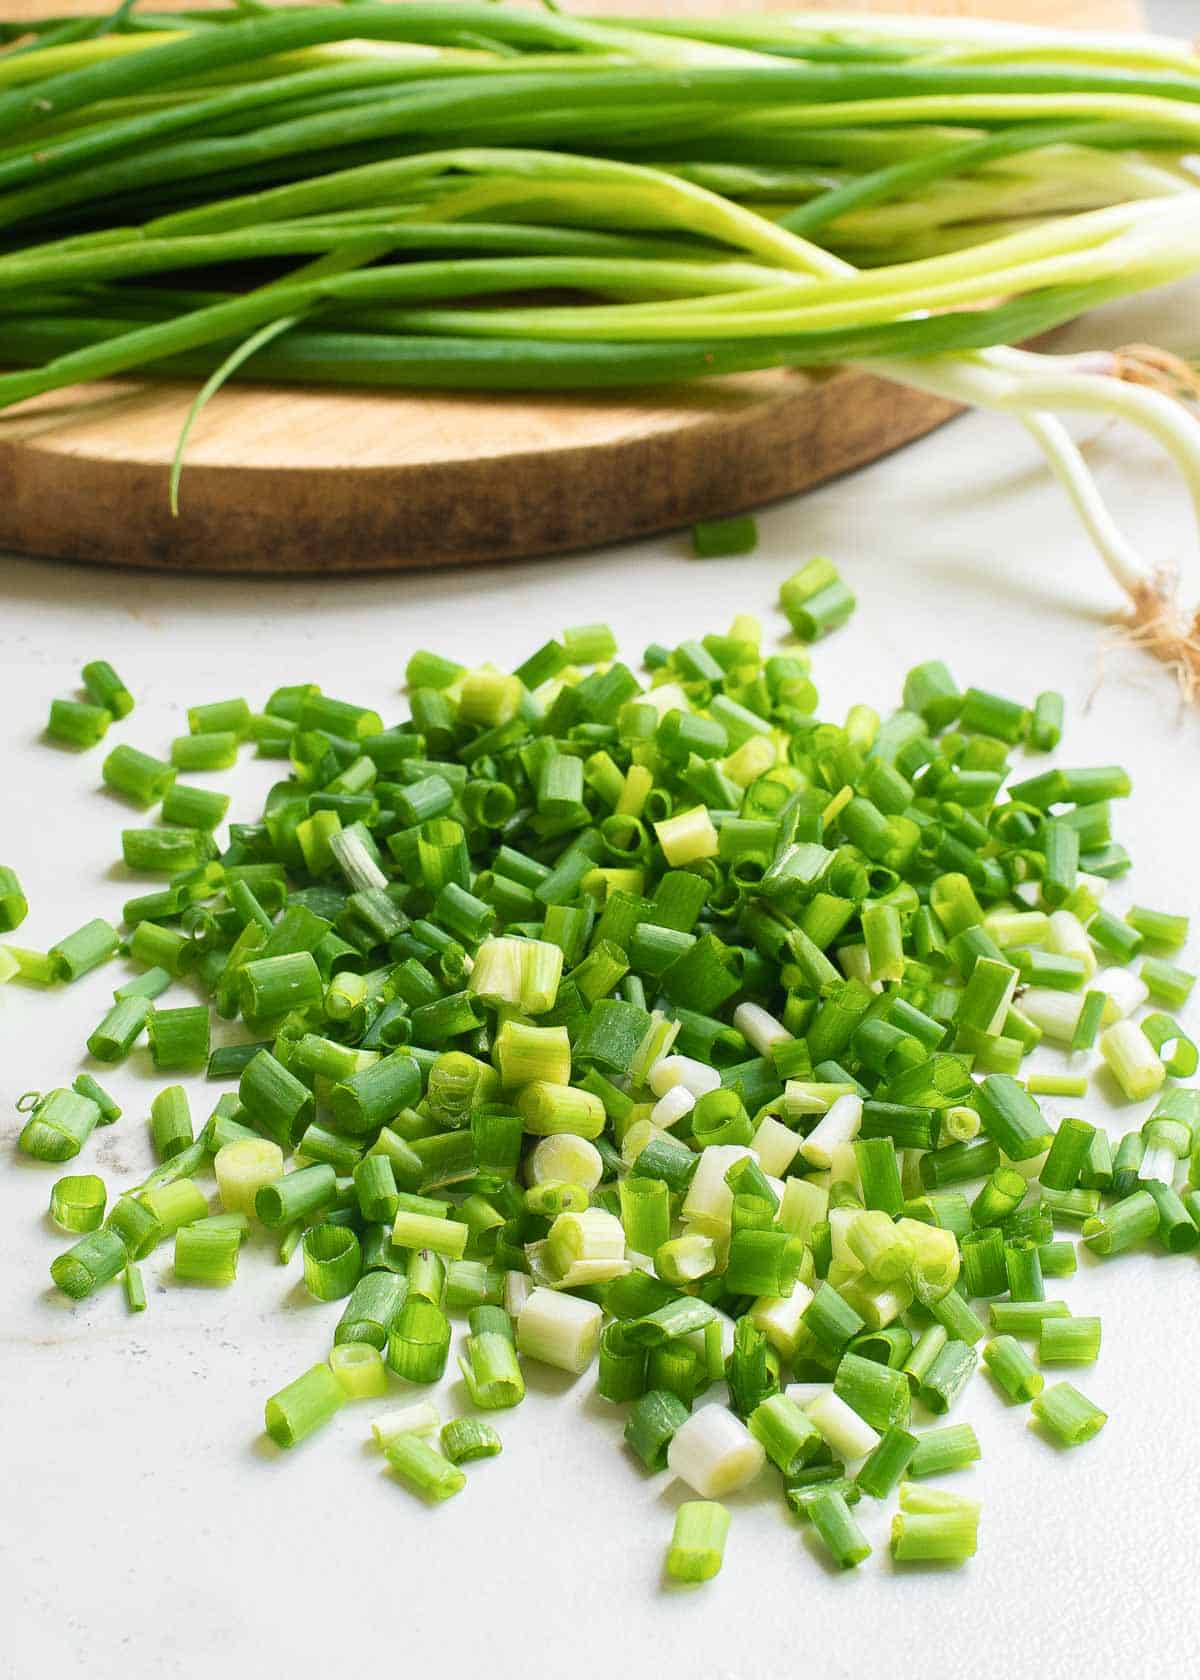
3 24 1199 1669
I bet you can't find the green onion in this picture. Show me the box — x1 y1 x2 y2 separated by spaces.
103 744 175 807
19 1087 100 1162
907 1423 982 1477
1030 1382 1107 1448
855 1426 918 1500
87 995 151 1063
175 1219 241 1286
49 1173 106 1234
388 1295 451 1384
302 1223 362 1301
0 866 28 932
1039 1317 1102 1366
50 917 120 982
336 1271 409 1350
891 1508 978 1566
666 1500 731 1582
82 661 134 719
123 1263 147 1314
808 1489 871 1569
917 1340 977 1414
12 560 1200 1578
329 1341 388 1400
51 1227 127 1300
983 1336 1044 1404
264 1363 345 1449
147 1004 210 1072
383 1433 465 1502
149 1085 193 1163
47 698 110 750
442 1418 502 1465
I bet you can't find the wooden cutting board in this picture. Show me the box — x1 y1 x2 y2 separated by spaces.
0 0 1143 574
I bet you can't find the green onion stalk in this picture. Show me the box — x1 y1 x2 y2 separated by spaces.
2 2 1200 671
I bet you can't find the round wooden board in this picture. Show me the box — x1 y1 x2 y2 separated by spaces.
0 0 1142 573
0 368 965 573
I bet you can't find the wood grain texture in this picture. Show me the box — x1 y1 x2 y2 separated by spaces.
0 368 965 572
0 0 1144 574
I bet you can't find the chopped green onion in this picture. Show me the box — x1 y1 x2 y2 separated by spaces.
383 1433 465 1502
175 1219 241 1286
51 1227 127 1300
329 1342 388 1400
442 1418 502 1465
47 698 110 750
1030 1382 1107 1448
302 1223 362 1301
49 1174 106 1234
265 1363 345 1449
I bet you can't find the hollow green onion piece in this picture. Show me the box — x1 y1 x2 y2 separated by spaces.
692 517 757 560
988 1300 1072 1336
625 1389 690 1472
265 1363 345 1449
459 1330 526 1409
302 1223 362 1302
372 1404 440 1448
81 661 133 719
147 1005 210 1073
747 1394 824 1477
1126 907 1189 950
917 1340 977 1414
175 1220 240 1287
807 1489 871 1569
149 1084 192 1163
665 1500 730 1583
20 1087 100 1162
336 1271 409 1350
50 917 120 983
383 1433 465 1503
189 698 252 737
170 731 239 773
51 1227 127 1299
0 866 27 933
1030 691 1063 752
855 1427 918 1500
388 1296 451 1385
3 947 58 986
1099 1020 1166 1103
255 1164 337 1230
49 1174 106 1234
983 1335 1044 1403
833 1351 911 1433
328 1341 388 1400
891 1509 978 1566
102 744 175 807
1081 1190 1159 1257
162 782 230 831
47 698 111 750
908 1423 982 1476
87 995 151 1063
1039 1317 1102 1366
1030 1382 1107 1448
441 1418 502 1466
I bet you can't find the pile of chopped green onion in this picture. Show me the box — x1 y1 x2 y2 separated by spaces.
2 3 1200 655
6 564 1199 1579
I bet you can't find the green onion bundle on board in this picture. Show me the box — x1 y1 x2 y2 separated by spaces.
1 3 1200 667
5 570 1199 1577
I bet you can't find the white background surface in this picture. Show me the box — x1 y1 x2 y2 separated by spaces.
3 6 1198 1672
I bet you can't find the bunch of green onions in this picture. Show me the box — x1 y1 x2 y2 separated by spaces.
7 575 1199 1576
2 3 1200 663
